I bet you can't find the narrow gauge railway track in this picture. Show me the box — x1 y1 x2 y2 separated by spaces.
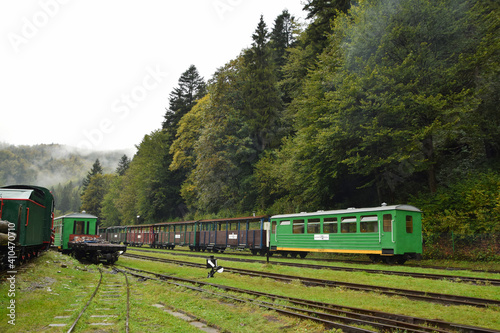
116 265 499 333
130 246 500 274
123 252 500 308
129 248 500 286
63 267 130 333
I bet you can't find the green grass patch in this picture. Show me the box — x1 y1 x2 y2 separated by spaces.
122 250 500 330
126 248 500 300
0 251 330 333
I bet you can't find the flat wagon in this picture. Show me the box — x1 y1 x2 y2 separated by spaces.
54 212 126 264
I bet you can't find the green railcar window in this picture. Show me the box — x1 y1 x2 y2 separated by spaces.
74 221 85 234
383 214 392 232
293 219 305 234
307 218 320 233
341 216 357 233
360 215 378 233
406 216 413 233
323 217 338 233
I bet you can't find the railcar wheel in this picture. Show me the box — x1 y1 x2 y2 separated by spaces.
368 255 381 263
383 256 397 265
299 252 308 258
396 256 407 265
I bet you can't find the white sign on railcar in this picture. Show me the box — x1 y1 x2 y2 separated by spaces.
228 233 237 239
314 234 329 241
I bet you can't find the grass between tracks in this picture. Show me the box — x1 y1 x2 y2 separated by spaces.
123 248 500 330
0 251 329 333
1 249 500 332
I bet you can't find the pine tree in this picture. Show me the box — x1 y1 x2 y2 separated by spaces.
270 10 298 77
162 65 207 132
116 155 131 176
81 159 103 194
303 0 351 55
243 15 283 152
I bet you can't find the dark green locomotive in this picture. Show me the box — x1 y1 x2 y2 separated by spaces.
0 185 54 269
269 204 422 264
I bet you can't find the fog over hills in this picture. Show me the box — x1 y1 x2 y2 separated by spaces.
0 143 133 188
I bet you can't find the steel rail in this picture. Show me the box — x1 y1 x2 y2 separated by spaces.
67 267 103 333
123 252 500 308
117 265 500 333
129 248 500 286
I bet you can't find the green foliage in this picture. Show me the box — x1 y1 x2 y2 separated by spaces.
81 158 103 193
80 173 113 217
100 174 123 226
51 181 81 216
0 149 35 184
184 59 256 213
116 154 131 176
256 0 499 213
411 171 500 235
169 95 210 173
163 65 207 132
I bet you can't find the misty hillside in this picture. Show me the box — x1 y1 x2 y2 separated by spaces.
0 143 131 188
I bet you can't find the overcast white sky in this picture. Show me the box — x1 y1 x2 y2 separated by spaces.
1 0 306 153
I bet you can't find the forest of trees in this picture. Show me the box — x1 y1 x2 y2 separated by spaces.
78 0 499 240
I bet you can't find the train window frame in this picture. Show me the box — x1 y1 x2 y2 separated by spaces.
323 217 338 233
383 214 392 232
406 215 413 233
340 216 357 233
293 219 305 234
307 218 320 234
360 215 378 233
74 221 85 234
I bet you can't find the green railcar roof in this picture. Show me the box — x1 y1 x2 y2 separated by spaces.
54 212 98 220
271 204 421 219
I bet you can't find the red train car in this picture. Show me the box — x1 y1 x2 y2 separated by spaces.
126 224 154 246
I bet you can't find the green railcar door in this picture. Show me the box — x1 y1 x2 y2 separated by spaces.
380 212 395 254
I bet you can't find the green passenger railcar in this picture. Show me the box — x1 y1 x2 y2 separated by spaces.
269 204 422 264
54 212 99 251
